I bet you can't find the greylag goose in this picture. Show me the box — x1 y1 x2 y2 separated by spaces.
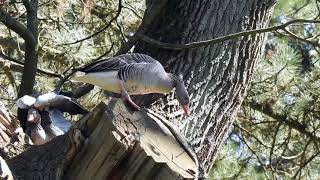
40 110 64 138
26 108 64 145
17 92 87 134
26 108 47 145
33 92 88 115
72 53 190 115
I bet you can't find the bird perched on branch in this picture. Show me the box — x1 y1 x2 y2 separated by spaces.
72 53 191 115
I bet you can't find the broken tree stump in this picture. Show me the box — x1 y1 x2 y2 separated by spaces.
4 100 198 179
0 101 30 159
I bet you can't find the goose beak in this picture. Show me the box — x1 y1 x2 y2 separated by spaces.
27 114 36 123
27 109 40 123
182 104 190 116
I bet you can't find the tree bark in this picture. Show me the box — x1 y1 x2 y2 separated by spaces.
18 0 38 98
17 0 39 130
0 101 29 159
3 101 198 180
134 0 276 172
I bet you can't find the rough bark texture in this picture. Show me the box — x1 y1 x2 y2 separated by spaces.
134 0 276 171
2 101 198 179
0 101 30 159
18 0 38 98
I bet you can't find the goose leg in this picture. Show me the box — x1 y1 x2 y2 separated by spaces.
119 80 140 111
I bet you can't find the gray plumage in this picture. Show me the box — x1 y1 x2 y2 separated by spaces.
34 92 88 115
74 53 175 95
17 93 88 115
73 53 191 115
27 108 64 145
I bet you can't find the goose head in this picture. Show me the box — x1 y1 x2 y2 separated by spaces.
174 75 190 116
27 108 47 145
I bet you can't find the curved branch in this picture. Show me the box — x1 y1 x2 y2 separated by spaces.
60 0 123 46
0 53 62 79
247 101 320 144
115 0 168 55
135 19 320 50
281 29 320 48
0 8 36 46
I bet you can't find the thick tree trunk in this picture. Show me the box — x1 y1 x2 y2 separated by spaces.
134 0 276 172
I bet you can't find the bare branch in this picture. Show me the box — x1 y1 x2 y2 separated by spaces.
241 135 271 180
247 101 320 144
279 29 320 48
292 151 320 178
115 0 168 55
0 37 25 50
135 19 320 50
234 123 272 148
93 42 114 60
60 0 123 46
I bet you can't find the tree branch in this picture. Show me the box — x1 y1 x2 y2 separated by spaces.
292 151 320 179
277 29 320 48
234 123 272 148
247 101 320 144
134 19 320 50
0 8 36 46
60 0 123 46
0 53 62 78
17 0 38 98
115 0 168 55
0 37 25 50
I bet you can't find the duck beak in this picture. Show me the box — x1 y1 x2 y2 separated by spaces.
182 104 190 116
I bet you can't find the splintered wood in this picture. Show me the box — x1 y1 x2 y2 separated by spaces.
0 101 29 159
67 100 197 180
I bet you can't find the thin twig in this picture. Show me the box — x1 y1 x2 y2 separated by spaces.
59 0 122 46
93 42 114 61
282 29 320 48
292 151 320 178
241 136 271 180
248 101 320 144
0 52 62 78
234 123 272 148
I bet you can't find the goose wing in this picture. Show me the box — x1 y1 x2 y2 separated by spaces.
79 53 158 73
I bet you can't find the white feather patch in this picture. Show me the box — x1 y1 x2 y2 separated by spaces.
72 71 121 93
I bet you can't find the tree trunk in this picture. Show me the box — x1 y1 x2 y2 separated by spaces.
4 101 198 180
134 0 276 172
18 0 38 98
17 0 39 130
